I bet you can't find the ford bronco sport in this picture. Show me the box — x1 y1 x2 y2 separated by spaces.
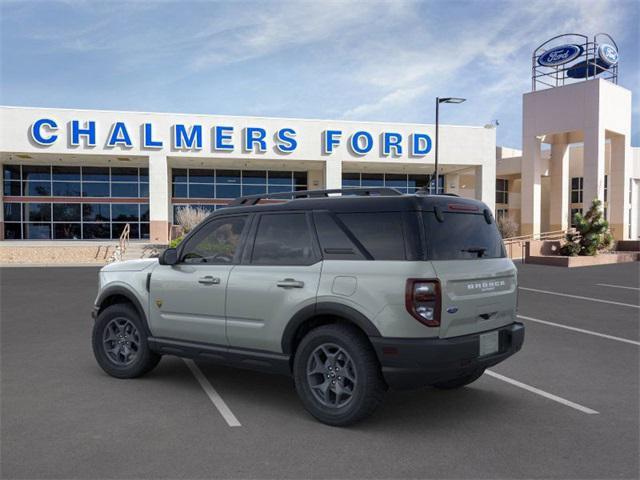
92 188 524 426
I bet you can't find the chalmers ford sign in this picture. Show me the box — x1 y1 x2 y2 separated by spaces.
29 118 434 157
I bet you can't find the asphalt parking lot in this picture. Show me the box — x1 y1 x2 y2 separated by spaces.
1 262 638 479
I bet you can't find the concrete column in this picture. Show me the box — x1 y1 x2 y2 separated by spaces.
609 134 631 240
549 137 570 231
446 173 460 195
474 163 495 213
521 135 543 236
148 153 170 244
324 159 342 190
307 169 324 190
582 126 606 209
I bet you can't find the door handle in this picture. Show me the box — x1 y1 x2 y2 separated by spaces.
277 278 305 288
198 276 221 285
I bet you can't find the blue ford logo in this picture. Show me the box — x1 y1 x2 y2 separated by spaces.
538 44 583 67
598 44 618 66
446 307 459 314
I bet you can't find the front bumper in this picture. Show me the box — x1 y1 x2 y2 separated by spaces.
370 322 524 390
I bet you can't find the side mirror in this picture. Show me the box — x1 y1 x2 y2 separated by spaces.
159 248 178 265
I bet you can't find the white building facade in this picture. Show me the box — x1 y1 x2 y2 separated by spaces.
0 106 496 243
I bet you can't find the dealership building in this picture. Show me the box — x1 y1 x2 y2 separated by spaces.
0 107 496 243
0 34 637 244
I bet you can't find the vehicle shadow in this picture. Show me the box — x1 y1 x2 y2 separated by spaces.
157 356 521 431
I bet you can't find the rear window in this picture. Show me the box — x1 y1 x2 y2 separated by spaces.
337 212 406 260
423 211 505 260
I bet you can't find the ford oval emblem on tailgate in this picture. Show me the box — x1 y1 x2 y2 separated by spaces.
446 307 459 314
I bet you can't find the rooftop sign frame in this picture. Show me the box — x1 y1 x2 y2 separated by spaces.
531 33 618 91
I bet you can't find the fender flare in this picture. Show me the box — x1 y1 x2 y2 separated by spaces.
95 285 151 335
281 302 381 354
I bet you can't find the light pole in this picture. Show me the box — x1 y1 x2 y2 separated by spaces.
434 97 466 194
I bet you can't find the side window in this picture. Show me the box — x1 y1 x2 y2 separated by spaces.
181 216 247 264
313 212 365 260
337 212 406 260
251 213 316 265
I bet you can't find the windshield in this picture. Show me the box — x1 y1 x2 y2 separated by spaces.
423 211 505 260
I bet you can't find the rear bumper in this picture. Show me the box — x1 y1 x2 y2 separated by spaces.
370 322 524 390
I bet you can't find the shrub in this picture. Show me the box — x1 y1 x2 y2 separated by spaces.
497 215 519 239
560 199 613 256
169 235 184 248
175 206 209 234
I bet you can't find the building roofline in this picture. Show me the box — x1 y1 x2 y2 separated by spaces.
0 104 488 130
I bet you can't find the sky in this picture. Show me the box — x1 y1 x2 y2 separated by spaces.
1 0 638 148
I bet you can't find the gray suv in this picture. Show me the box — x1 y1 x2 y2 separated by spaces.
92 188 524 426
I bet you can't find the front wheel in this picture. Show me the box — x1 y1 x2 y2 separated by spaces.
92 303 161 378
293 324 386 426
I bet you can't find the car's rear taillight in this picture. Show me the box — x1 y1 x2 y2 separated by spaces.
405 279 441 327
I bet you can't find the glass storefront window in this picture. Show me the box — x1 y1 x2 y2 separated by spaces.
82 182 110 197
189 169 215 183
267 171 292 186
52 182 81 197
242 170 266 184
22 165 51 181
3 180 21 196
53 204 81 221
24 223 51 239
343 173 443 194
4 203 21 221
361 173 384 187
83 203 110 222
25 203 51 222
188 184 215 198
25 181 51 196
216 170 241 184
112 204 139 222
2 165 150 240
111 183 139 198
83 223 111 239
216 184 241 198
170 168 307 204
4 223 22 239
3 164 21 181
242 185 266 196
52 166 80 181
82 167 110 182
54 223 81 239
110 167 139 181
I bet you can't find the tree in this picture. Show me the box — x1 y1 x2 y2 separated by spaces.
560 199 613 256
170 206 211 247
497 215 519 239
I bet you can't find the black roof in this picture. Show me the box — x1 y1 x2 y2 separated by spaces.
215 192 489 216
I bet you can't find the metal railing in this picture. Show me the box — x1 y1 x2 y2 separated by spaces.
108 223 131 263
503 229 573 260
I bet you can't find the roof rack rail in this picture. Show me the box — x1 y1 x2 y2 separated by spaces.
227 187 403 207
415 189 459 197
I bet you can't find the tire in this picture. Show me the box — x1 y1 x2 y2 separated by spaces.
293 324 386 426
432 369 485 389
92 303 161 379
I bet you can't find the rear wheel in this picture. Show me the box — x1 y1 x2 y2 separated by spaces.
92 303 161 378
293 324 386 426
432 369 485 389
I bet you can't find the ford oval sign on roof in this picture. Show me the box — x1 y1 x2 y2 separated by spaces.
538 44 583 67
598 44 619 67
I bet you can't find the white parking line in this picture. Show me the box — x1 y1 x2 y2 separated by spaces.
485 370 599 415
518 314 640 346
596 283 640 291
519 287 640 309
184 359 242 427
